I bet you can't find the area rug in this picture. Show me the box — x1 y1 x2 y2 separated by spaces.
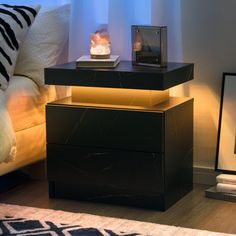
0 203 234 236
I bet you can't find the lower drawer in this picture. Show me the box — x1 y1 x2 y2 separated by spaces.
49 181 166 210
47 144 164 194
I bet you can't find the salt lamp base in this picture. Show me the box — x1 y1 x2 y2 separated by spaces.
91 54 110 59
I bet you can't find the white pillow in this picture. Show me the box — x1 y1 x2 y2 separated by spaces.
15 4 71 87
0 4 40 90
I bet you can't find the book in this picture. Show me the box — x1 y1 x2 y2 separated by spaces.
205 186 236 203
216 174 236 185
76 55 120 68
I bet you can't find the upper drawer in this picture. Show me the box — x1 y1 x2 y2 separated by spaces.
46 104 164 152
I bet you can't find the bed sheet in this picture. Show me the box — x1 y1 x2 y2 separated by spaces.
6 75 70 132
0 75 70 163
0 90 16 163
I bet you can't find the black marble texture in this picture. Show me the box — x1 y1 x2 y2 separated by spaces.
46 98 193 211
45 61 194 90
47 145 164 193
47 145 165 210
46 106 164 152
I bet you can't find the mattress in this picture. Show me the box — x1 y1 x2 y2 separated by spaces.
5 75 70 132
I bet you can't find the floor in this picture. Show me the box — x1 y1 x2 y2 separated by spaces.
0 180 236 234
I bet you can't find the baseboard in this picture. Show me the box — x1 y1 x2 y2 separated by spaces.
193 166 221 185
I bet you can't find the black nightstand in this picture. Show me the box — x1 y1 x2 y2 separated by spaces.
45 61 194 211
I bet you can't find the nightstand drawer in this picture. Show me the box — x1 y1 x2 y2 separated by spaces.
46 105 164 152
47 144 164 193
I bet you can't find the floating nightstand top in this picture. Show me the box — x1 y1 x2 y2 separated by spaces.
45 61 194 90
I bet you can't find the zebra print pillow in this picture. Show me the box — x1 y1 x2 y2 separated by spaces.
0 4 40 90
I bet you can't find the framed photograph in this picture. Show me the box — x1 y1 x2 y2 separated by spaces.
216 73 236 173
131 25 167 67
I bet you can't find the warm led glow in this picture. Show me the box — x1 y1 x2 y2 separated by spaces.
72 87 169 109
133 30 142 52
90 29 111 59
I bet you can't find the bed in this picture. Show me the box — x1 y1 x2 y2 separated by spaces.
0 4 71 176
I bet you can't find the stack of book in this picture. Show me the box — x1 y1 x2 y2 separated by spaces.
76 55 120 68
216 174 236 195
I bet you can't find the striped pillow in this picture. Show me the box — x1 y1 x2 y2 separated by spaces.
0 4 40 90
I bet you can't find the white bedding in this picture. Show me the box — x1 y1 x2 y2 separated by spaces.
0 90 16 163
6 75 70 132
6 75 45 132
0 75 70 163
0 4 71 164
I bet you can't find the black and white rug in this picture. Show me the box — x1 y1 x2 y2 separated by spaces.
0 203 232 236
0 216 138 236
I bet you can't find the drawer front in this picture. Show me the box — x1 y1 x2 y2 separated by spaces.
50 181 165 210
46 105 164 152
47 144 164 194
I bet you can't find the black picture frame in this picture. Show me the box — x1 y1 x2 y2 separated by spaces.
215 73 236 174
131 25 167 67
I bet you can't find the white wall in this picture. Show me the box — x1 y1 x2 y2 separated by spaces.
153 0 236 168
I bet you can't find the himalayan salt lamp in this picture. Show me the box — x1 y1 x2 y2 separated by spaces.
90 29 111 59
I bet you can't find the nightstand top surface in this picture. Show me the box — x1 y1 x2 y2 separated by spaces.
45 61 194 90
